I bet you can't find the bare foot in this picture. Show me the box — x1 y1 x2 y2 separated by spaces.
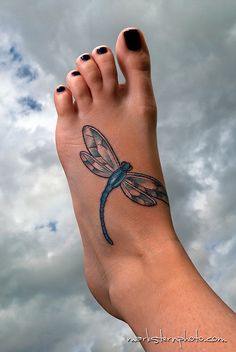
54 28 236 352
54 28 176 319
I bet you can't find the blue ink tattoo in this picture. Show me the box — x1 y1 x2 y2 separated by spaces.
80 125 169 245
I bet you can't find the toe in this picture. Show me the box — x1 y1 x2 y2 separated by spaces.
66 70 92 111
92 46 118 94
75 53 103 98
54 86 75 116
116 28 153 99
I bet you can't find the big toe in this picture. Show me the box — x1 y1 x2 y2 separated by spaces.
116 28 154 100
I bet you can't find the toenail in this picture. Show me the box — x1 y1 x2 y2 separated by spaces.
124 29 142 51
96 46 108 55
80 54 90 61
56 86 66 93
71 70 81 76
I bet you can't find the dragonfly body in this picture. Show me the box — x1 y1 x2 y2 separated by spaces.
100 162 132 245
80 125 169 245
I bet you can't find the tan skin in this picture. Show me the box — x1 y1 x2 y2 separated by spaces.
54 28 236 351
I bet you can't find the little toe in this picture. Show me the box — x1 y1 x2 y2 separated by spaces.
66 70 92 111
75 53 103 98
92 46 118 94
116 28 154 99
54 86 75 117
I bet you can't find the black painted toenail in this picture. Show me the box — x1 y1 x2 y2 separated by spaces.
96 46 107 55
71 71 81 76
80 54 90 61
124 29 142 51
56 86 66 92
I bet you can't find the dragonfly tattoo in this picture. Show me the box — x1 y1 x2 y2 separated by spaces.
80 125 169 245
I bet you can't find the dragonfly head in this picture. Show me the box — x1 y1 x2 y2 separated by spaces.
120 161 132 172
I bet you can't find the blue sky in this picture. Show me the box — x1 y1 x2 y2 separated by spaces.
0 1 236 351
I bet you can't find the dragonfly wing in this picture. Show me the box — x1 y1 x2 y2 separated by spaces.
120 179 157 206
80 151 112 178
82 125 120 172
121 172 169 206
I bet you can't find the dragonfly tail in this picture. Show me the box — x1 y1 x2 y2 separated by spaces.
100 187 114 245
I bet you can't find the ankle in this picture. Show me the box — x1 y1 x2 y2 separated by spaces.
107 235 185 319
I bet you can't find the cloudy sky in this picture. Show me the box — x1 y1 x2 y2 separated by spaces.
0 0 236 351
